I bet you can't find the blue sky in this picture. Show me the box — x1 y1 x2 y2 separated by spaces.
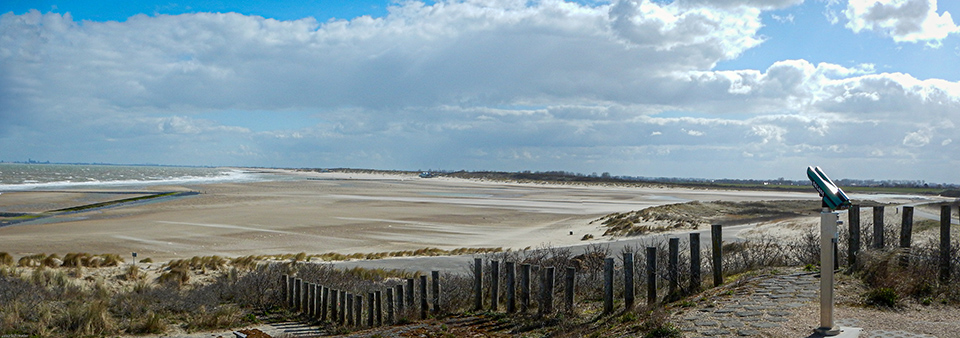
1 0 959 183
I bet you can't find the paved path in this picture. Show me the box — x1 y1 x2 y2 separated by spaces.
679 271 820 337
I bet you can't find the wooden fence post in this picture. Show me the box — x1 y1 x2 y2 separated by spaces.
520 263 531 312
623 251 635 309
712 224 723 287
396 283 405 314
282 275 290 309
308 283 316 318
293 278 302 312
314 284 321 320
941 205 952 283
474 258 483 311
900 206 914 267
431 271 441 315
367 292 374 327
849 205 861 269
420 275 428 319
873 206 885 249
406 278 415 308
321 286 329 321
355 294 363 327
646 247 657 305
491 261 500 311
564 266 575 313
542 267 555 315
375 290 382 326
668 237 679 296
690 233 701 293
387 287 395 324
339 290 347 324
330 289 338 323
346 293 354 326
506 262 516 313
603 257 614 314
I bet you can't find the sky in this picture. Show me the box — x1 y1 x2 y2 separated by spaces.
1 0 958 183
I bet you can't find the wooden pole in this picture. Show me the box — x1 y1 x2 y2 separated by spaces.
367 292 374 327
690 233 701 293
282 275 291 309
346 294 354 326
386 288 395 324
941 205 952 283
623 252 635 309
321 286 329 321
849 205 861 269
474 258 483 311
396 283 405 314
603 257 614 314
543 267 555 315
491 260 500 311
375 290 382 326
431 271 441 315
330 289 338 323
506 262 516 313
646 247 657 305
406 278 415 309
711 224 723 287
873 206 885 249
355 294 363 327
294 278 302 312
339 290 347 324
520 263 531 312
900 206 914 267
307 283 316 318
564 266 575 313
669 237 679 296
420 275 428 319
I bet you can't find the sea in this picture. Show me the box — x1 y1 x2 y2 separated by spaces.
0 163 277 191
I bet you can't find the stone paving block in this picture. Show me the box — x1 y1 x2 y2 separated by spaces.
695 319 720 327
699 328 732 336
749 322 780 329
721 320 744 328
735 311 762 317
737 328 761 336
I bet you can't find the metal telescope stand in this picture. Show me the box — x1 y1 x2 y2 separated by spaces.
815 208 841 336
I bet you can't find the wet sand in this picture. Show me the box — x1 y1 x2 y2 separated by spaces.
0 170 934 262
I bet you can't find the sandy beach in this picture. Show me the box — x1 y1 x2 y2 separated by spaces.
0 170 944 262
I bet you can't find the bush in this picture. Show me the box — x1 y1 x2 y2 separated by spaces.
864 287 898 308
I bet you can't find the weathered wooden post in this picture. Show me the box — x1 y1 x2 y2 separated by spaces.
474 258 483 311
520 263 531 312
669 237 679 296
406 278 415 308
712 224 723 287
623 251 635 309
282 275 291 309
321 286 329 321
339 290 347 324
355 294 363 327
314 284 322 320
564 266 575 313
603 257 614 314
941 205 952 283
375 290 382 326
690 233 701 293
294 278 302 312
386 287 395 324
396 283 405 314
491 260 500 311
873 206 885 249
849 205 861 269
431 271 441 315
542 267 555 315
646 247 657 305
346 294 354 326
419 275 428 319
367 292 374 327
307 283 316 317
330 289 339 323
900 206 914 267
506 261 516 313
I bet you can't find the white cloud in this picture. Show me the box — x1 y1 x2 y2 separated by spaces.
844 0 960 46
902 129 931 147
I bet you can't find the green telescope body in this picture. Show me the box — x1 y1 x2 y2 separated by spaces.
807 166 851 211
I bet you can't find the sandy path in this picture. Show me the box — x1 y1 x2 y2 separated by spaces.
0 171 945 262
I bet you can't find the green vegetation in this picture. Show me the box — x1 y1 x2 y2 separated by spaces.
596 200 822 236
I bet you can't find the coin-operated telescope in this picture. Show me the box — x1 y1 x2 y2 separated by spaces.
807 166 851 211
807 166 858 336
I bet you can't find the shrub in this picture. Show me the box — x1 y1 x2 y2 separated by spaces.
0 252 13 266
864 287 898 308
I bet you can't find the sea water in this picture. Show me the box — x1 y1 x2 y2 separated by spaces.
0 163 272 191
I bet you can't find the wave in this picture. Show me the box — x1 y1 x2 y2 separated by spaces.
0 169 270 191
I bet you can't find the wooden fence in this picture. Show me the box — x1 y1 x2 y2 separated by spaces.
280 204 955 326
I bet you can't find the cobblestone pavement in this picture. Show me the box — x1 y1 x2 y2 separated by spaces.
679 271 821 337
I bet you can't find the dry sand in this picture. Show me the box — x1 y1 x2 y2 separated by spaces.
0 170 948 262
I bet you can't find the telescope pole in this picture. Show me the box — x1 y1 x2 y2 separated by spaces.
816 208 840 336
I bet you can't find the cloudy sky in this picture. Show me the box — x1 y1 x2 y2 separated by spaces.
1 0 958 183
